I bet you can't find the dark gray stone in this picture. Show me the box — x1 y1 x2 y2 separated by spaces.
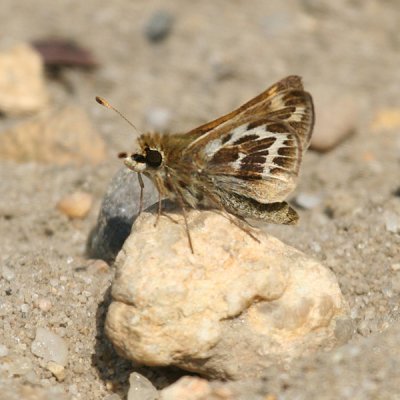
87 168 158 262
144 10 175 43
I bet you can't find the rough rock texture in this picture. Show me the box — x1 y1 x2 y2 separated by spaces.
0 105 106 164
159 376 267 400
87 168 158 262
0 43 48 115
106 210 351 379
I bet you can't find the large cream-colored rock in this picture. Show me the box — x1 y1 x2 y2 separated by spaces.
106 210 351 379
0 105 106 164
0 43 48 115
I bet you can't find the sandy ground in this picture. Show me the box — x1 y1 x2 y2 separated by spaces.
1 0 400 399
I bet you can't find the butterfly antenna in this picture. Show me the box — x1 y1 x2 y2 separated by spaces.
95 96 142 135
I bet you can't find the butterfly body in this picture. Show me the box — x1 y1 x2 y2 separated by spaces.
117 75 314 226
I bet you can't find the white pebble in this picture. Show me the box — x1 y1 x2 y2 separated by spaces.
1 265 15 281
127 372 158 400
384 211 400 233
294 192 322 209
31 327 68 366
0 344 9 357
20 303 29 313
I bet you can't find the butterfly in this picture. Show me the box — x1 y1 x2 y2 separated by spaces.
96 75 314 253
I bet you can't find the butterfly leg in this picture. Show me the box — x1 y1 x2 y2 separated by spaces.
220 211 261 243
165 173 194 254
154 191 163 227
137 172 144 216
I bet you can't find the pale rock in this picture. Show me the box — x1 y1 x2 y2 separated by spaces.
0 105 106 165
57 191 93 219
160 376 212 400
310 89 359 152
160 376 269 400
86 259 110 274
31 327 68 366
105 210 350 379
0 344 9 357
1 264 15 281
0 384 69 400
127 372 158 400
0 43 48 115
384 210 400 233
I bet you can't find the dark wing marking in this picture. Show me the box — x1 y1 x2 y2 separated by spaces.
201 122 302 203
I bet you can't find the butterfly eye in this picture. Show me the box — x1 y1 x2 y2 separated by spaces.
145 148 163 168
132 154 146 163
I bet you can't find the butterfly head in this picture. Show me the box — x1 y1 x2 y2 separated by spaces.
118 147 163 173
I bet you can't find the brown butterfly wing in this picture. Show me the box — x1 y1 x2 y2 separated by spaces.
181 76 314 203
183 75 314 153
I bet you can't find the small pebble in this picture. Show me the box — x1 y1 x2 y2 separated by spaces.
31 327 68 366
57 191 93 219
127 372 158 400
391 263 400 271
37 297 52 312
144 10 174 42
384 211 400 233
20 303 29 313
0 344 9 357
46 361 66 381
294 192 321 209
1 264 15 281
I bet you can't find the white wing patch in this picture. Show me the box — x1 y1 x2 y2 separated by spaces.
203 122 301 203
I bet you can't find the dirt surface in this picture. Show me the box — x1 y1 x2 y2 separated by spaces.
1 1 400 399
